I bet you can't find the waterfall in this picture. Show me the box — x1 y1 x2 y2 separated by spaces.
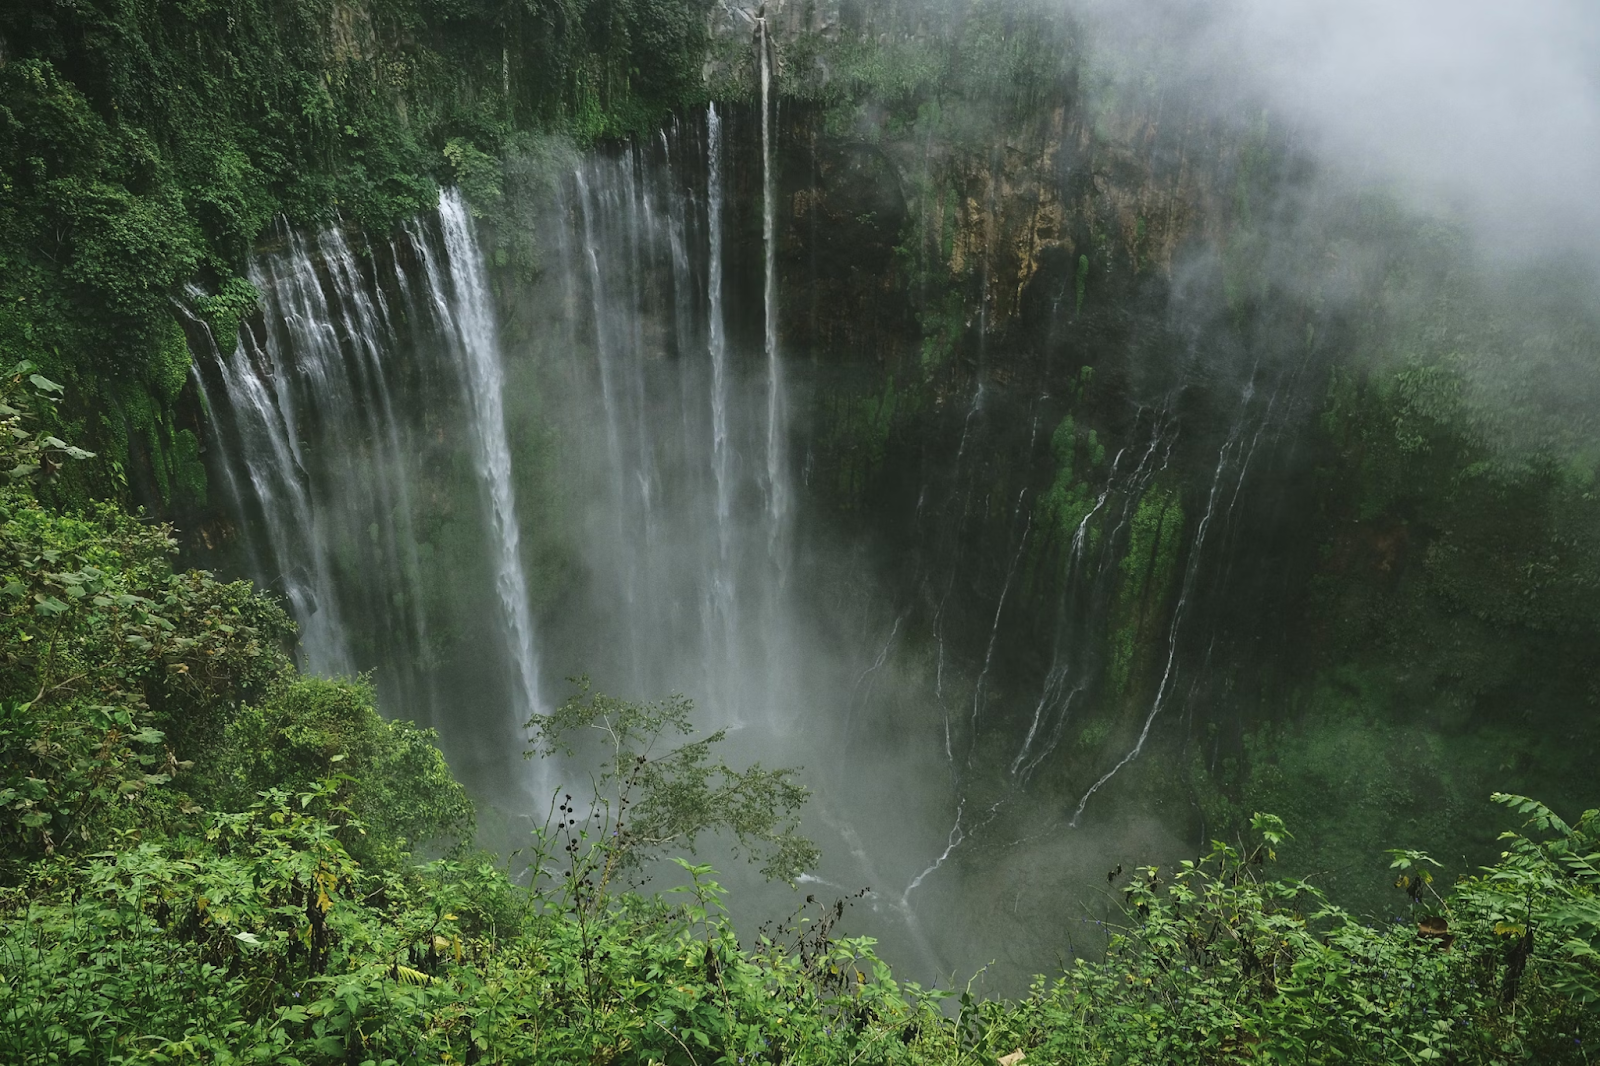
1005 442 1130 780
431 190 544 735
210 226 366 677
572 168 644 681
1005 412 1176 783
172 296 261 577
178 104 1319 988
900 799 965 905
846 610 905 733
758 16 787 556
705 103 740 689
889 405 1181 903
197 192 544 797
196 76 801 784
1068 392 1258 827
967 488 1032 759
547 107 798 727
318 227 436 695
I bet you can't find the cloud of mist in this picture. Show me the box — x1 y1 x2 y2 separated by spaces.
1086 0 1600 260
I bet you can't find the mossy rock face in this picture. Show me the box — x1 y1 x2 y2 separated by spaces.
1105 483 1184 696
169 428 208 511
195 277 262 353
150 317 192 408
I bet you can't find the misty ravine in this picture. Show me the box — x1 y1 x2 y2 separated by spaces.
4 0 1600 1062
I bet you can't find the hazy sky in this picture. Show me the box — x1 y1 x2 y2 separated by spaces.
1090 0 1600 258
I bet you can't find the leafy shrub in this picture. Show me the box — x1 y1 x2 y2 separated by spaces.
529 680 821 884
0 364 289 872
987 805 1599 1064
6 777 1598 1063
207 674 474 867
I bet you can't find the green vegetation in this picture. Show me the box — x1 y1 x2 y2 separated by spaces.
208 675 474 871
526 681 819 883
782 0 1080 138
1106 484 1184 695
1209 211 1600 909
823 377 910 504
1037 395 1108 573
4 368 1598 1063
0 364 290 873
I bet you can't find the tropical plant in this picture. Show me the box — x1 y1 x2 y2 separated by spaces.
526 679 821 887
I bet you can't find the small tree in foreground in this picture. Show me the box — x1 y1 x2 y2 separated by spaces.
525 679 819 898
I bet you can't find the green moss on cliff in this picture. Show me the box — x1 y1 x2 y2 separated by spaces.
1107 483 1184 695
1037 377 1108 579
1040 416 1095 557
194 276 262 352
823 375 916 504
917 288 966 371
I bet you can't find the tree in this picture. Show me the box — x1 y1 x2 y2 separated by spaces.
526 680 819 891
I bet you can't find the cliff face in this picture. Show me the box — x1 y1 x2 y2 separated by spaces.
768 9 1267 730
752 0 1600 909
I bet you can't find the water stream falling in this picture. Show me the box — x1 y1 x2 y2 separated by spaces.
426 190 544 742
183 94 851 894
706 104 739 684
196 194 543 796
758 16 787 559
1069 426 1237 825
967 489 1032 760
539 105 797 730
1066 377 1279 826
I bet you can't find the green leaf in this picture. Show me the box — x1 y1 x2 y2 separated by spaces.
33 595 68 616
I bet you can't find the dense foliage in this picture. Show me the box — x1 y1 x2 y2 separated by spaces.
1206 216 1600 909
0 361 289 873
